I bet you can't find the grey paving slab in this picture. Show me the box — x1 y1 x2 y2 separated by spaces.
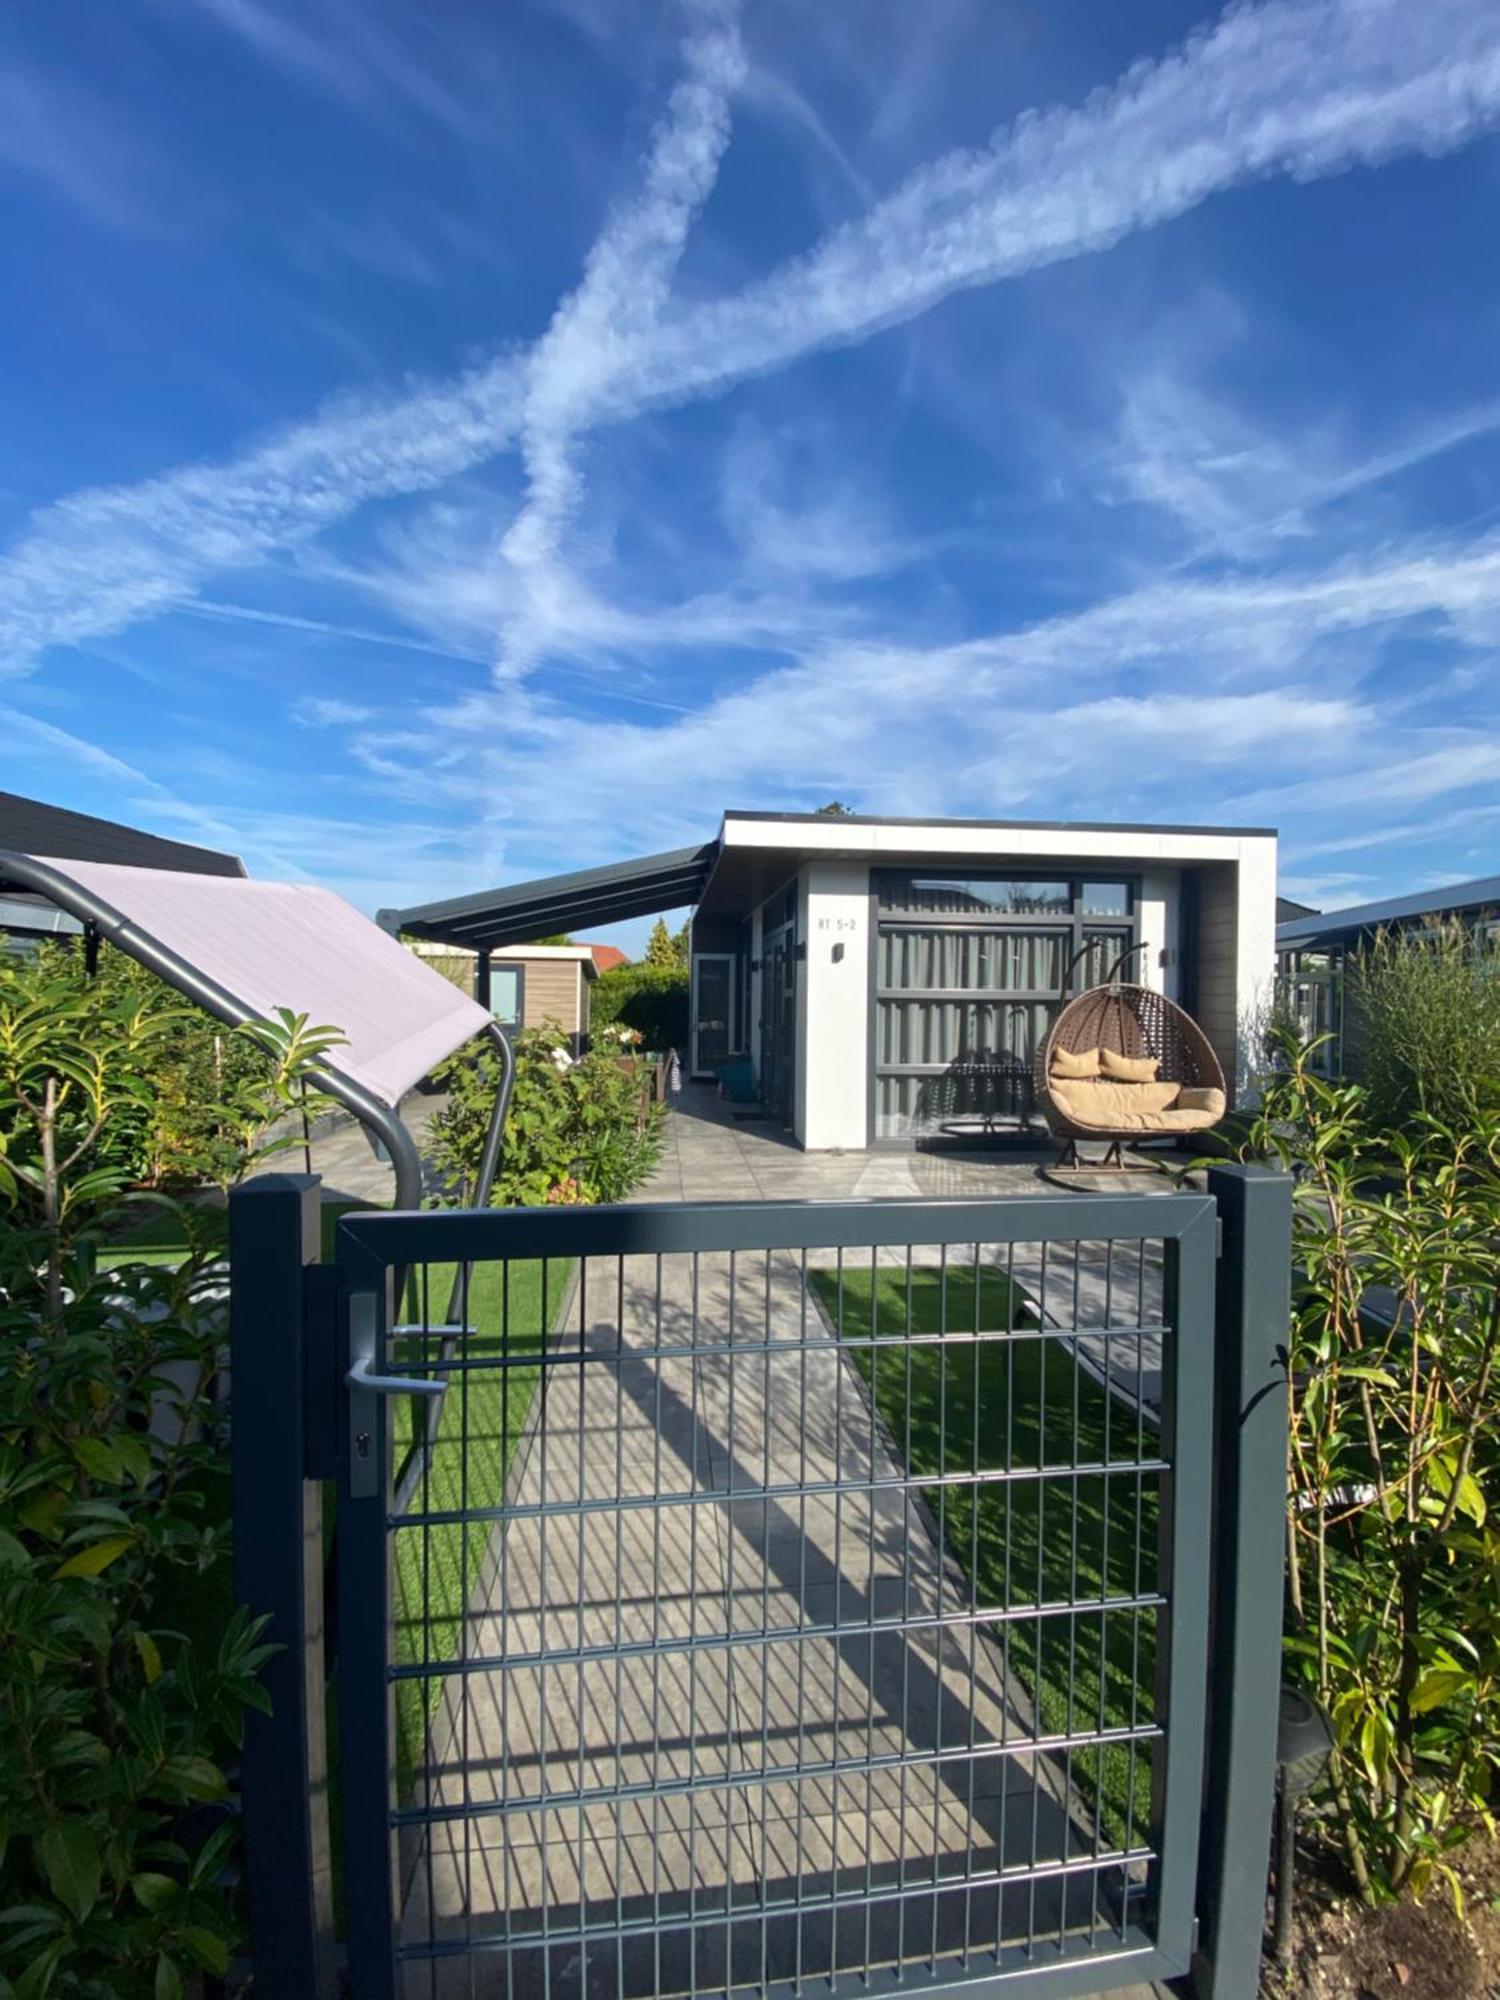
306 1088 448 1206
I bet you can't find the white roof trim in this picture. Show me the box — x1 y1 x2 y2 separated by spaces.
718 818 1275 864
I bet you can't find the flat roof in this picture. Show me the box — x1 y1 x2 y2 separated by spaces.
381 842 717 952
1277 872 1500 949
382 813 1278 945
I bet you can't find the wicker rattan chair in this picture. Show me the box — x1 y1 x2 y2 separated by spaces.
1034 981 1227 1170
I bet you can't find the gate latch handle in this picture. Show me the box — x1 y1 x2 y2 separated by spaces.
345 1291 445 1500
347 1291 446 1399
346 1355 446 1398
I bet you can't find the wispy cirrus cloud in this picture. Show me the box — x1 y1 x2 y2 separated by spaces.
0 60 164 233
493 0 746 678
289 694 374 727
0 704 260 857
3 0 1499 675
326 516 1500 877
1092 348 1500 558
0 356 525 666
167 0 486 142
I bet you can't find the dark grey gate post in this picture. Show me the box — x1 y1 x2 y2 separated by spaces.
230 1174 336 1998
1193 1163 1293 2000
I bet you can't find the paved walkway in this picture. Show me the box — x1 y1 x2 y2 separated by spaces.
656 1094 1171 1414
402 1091 1172 1999
305 1089 448 1206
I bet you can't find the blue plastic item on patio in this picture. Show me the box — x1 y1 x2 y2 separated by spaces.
716 1057 756 1102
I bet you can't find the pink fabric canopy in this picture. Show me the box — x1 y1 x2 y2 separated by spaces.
28 857 492 1109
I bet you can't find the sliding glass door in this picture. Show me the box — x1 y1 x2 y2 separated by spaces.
872 873 1135 1140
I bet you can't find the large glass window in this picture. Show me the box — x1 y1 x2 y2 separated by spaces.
879 877 1071 917
1278 950 1342 1077
872 872 1138 1139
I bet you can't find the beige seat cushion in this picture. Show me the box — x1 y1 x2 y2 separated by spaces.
1047 1077 1182 1128
1152 1105 1225 1131
1050 1045 1102 1079
1047 1075 1225 1134
1100 1048 1159 1082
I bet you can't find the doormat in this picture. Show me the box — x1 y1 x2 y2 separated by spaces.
733 1110 776 1123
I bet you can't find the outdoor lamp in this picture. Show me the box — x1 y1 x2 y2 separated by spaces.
1273 1685 1334 1962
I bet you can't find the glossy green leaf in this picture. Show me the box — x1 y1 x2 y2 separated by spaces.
1410 1668 1472 1715
36 1822 100 1924
54 1534 134 1579
130 1873 178 1914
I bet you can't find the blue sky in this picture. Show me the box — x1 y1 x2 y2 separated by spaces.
3 0 1500 946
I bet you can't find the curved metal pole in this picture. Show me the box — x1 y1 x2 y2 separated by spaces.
0 849 424 1211
1104 940 1152 986
438 1021 515 1331
471 1021 516 1211
1057 940 1094 1005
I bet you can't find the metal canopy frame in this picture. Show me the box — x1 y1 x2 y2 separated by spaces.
380 839 719 954
0 849 514 1214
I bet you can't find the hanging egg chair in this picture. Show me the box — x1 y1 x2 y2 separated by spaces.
1034 944 1227 1171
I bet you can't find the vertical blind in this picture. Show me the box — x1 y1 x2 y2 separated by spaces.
873 893 1134 1137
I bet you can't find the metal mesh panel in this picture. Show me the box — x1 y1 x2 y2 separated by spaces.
376 1217 1183 2000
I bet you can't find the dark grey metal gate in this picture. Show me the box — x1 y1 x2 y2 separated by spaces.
230 1170 1290 2000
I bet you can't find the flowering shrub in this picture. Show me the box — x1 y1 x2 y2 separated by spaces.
426 1022 663 1207
590 964 688 1053
594 1022 644 1050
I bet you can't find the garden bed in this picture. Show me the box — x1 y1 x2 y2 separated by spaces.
1261 1835 1500 1999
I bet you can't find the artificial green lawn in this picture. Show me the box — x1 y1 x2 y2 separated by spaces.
391 1255 573 1791
808 1262 1158 1851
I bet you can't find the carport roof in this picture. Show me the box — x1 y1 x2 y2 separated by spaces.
380 841 719 952
1276 872 1500 949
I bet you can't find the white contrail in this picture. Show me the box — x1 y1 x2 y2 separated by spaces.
1 0 1497 668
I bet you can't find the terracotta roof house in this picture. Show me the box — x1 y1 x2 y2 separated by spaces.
588 943 630 974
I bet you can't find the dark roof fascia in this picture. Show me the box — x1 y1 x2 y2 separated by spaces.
0 792 245 878
382 840 719 951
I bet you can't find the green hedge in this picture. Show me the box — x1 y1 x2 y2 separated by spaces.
590 963 689 1053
